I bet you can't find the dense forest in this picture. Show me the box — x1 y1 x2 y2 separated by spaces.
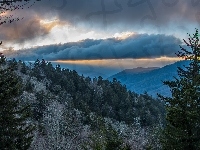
0 56 165 149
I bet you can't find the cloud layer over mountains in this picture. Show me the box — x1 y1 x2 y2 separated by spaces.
5 33 181 61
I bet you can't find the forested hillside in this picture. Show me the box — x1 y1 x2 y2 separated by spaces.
1 57 165 149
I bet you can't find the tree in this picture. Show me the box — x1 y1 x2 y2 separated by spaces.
0 56 34 149
159 29 200 149
83 115 130 150
0 0 40 26
0 1 43 149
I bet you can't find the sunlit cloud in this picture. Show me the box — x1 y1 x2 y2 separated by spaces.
55 57 181 68
113 32 136 40
40 18 66 31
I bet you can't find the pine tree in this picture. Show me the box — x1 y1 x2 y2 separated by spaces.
0 56 34 150
159 29 200 149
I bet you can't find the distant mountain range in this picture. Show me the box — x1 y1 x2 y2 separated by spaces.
108 60 190 97
117 67 160 74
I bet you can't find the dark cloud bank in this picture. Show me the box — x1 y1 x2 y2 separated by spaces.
5 33 181 61
34 0 200 26
0 0 199 45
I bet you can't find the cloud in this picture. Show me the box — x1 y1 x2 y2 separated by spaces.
30 0 200 29
0 0 199 49
4 33 182 61
0 11 66 44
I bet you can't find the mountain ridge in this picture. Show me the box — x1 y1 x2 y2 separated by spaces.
117 67 160 74
108 60 190 97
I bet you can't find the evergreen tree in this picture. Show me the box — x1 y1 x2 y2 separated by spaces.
0 0 41 27
159 29 200 149
0 57 34 150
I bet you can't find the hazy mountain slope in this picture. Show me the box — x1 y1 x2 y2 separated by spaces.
118 67 160 74
108 60 190 97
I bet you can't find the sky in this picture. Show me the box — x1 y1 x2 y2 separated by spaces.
0 0 199 78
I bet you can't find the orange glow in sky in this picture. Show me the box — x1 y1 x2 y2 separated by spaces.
55 57 182 68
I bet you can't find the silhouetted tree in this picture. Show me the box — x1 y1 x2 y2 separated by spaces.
0 0 41 26
159 29 200 149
